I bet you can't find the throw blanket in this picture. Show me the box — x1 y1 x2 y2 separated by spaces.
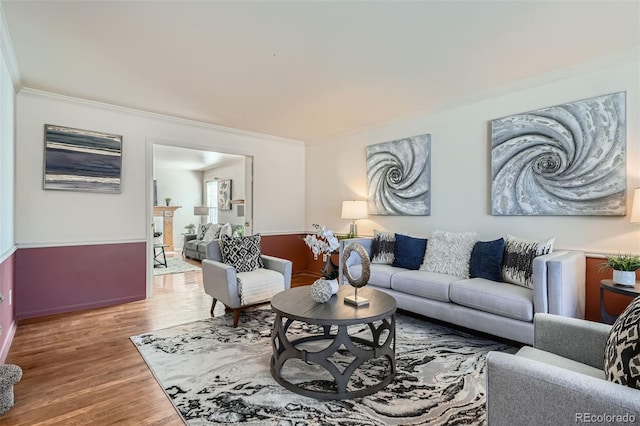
237 268 285 306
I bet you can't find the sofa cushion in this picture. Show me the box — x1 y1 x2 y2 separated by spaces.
198 223 211 239
420 230 477 278
392 234 427 270
502 234 554 288
605 296 640 389
203 224 221 242
220 234 264 273
516 346 604 380
391 270 458 302
351 263 403 289
469 238 505 282
449 278 534 321
371 230 395 264
196 241 210 253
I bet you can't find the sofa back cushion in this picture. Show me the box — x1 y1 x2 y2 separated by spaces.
420 230 477 278
469 238 505 282
392 234 427 270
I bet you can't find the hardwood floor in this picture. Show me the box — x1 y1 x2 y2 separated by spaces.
3 255 314 425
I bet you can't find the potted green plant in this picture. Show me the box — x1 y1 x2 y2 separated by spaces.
598 254 640 286
164 197 172 206
185 223 196 234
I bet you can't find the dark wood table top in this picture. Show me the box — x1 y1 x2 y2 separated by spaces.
601 279 640 297
271 285 396 326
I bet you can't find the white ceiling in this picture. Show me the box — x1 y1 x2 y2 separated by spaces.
153 144 243 170
2 1 639 142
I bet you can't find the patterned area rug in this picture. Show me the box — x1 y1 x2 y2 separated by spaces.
131 309 516 425
153 256 201 275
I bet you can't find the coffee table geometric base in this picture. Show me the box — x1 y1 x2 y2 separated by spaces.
270 313 396 400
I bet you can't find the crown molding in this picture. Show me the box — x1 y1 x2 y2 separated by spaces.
0 3 22 90
19 88 306 146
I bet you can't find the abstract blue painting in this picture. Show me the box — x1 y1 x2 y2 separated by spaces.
491 92 626 216
44 124 122 193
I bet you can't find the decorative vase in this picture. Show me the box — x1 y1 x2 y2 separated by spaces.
613 270 637 286
322 255 339 280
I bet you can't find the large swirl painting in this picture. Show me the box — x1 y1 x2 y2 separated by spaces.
366 134 431 216
491 92 626 216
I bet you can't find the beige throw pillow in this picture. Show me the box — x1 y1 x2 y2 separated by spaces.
420 230 477 278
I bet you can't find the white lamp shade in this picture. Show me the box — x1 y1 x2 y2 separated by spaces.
341 200 367 220
194 206 209 216
631 188 640 224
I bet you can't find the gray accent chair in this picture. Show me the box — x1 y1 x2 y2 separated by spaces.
486 313 640 425
202 249 292 327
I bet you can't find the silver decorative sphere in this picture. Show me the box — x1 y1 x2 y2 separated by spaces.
310 279 333 303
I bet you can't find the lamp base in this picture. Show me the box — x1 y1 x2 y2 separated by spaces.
349 222 358 237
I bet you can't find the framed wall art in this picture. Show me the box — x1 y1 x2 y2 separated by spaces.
43 124 123 193
366 133 431 216
218 179 232 210
491 92 626 216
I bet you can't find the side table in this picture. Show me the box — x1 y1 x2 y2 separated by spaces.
600 279 640 324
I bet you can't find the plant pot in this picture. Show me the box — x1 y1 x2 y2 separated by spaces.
613 270 637 286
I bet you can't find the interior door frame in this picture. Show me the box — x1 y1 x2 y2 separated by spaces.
145 137 254 298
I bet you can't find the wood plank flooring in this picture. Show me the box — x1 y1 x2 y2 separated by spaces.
3 256 314 425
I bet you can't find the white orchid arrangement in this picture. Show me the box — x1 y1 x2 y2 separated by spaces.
304 224 340 259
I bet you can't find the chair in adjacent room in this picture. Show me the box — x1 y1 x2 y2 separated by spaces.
201 235 292 327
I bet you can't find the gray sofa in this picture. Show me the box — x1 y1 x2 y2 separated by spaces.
486 313 640 425
183 224 243 260
339 237 585 345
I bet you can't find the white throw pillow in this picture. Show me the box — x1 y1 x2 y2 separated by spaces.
202 224 221 242
219 222 233 238
502 234 555 288
420 230 478 278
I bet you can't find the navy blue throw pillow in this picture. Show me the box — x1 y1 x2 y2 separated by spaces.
469 238 505 282
392 233 428 270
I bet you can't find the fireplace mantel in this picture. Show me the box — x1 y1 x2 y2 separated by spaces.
153 206 181 251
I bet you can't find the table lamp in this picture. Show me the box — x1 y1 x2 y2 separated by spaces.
194 206 209 225
341 200 367 236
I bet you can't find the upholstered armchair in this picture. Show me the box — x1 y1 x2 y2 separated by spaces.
486 313 640 425
201 236 292 327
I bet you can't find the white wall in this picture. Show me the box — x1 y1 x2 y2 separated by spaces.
306 54 640 254
15 89 306 247
153 167 203 250
203 158 246 227
0 48 15 258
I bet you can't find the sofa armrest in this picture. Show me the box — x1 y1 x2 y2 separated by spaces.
184 234 198 242
201 259 240 308
486 351 640 426
532 250 585 318
534 313 611 369
261 255 293 290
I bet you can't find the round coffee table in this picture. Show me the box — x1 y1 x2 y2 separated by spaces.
270 285 396 400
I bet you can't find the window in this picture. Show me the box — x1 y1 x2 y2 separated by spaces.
206 180 218 224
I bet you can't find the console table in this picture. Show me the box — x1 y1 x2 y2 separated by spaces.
153 206 181 251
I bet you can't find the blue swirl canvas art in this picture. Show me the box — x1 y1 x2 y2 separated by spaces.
366 134 431 216
491 92 626 216
44 124 122 193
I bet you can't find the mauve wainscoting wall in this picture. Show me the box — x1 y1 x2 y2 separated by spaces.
15 242 146 319
0 252 16 363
